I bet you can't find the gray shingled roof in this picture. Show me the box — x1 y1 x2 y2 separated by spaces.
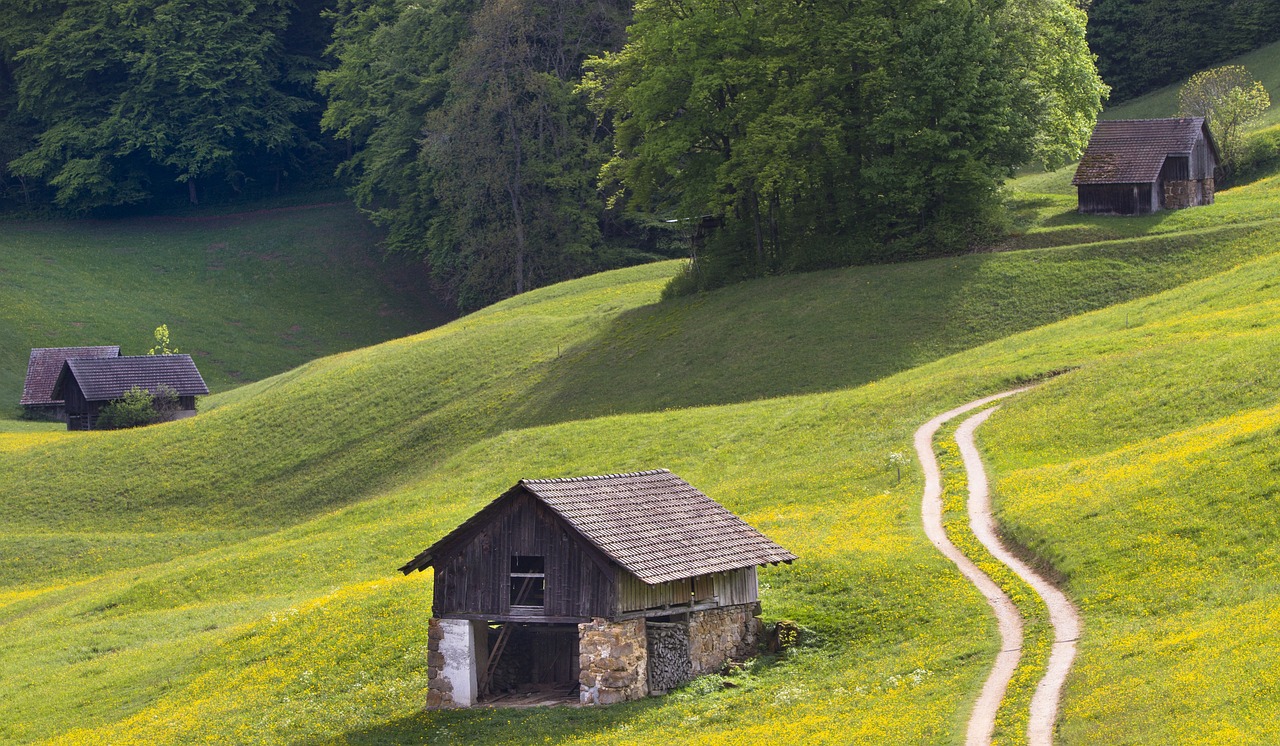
52 355 210 401
1073 118 1218 186
21 346 120 406
400 470 796 584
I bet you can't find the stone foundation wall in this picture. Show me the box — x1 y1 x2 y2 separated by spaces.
425 619 456 709
1163 178 1214 209
688 602 762 675
425 618 479 709
578 617 648 705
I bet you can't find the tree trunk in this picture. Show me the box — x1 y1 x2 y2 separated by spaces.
187 178 199 206
750 190 764 268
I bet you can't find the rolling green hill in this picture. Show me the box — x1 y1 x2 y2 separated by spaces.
3 168 1280 743
0 203 452 413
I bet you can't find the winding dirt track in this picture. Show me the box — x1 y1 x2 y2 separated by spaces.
914 389 1080 746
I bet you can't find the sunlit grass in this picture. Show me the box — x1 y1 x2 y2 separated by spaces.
6 186 1280 742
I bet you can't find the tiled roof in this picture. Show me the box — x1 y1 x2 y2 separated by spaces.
53 355 210 401
401 470 796 584
1073 118 1216 185
21 346 120 406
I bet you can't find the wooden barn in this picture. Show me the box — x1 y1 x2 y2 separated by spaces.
399 469 796 707
52 354 209 430
1073 118 1220 215
20 346 120 420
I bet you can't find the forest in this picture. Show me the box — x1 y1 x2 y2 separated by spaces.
1 0 1272 309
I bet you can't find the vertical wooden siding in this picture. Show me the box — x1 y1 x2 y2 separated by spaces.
433 491 616 619
618 566 758 613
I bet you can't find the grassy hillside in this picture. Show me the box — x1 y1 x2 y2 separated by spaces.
4 173 1280 743
0 204 452 410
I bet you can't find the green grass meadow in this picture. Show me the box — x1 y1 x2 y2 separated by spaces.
7 59 1280 742
0 203 452 410
4 160 1280 743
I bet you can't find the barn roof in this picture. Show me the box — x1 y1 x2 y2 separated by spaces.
400 469 797 585
1073 118 1219 186
21 346 121 406
52 355 210 402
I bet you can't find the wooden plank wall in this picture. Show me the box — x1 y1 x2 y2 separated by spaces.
433 491 616 619
618 567 758 614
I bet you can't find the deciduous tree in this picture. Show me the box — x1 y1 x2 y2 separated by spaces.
1179 65 1271 174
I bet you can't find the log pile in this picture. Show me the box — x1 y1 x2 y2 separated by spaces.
646 621 692 694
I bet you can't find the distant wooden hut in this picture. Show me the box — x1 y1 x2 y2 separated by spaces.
1073 118 1220 215
52 354 209 430
399 469 796 707
20 346 121 421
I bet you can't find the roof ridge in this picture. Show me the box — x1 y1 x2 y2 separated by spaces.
522 468 671 485
1100 117 1202 123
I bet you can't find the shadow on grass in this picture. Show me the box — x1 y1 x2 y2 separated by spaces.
508 222 1271 430
295 699 651 746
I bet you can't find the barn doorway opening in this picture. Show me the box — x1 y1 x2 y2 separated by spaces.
480 623 580 705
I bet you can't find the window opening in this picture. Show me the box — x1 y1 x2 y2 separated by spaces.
510 556 545 609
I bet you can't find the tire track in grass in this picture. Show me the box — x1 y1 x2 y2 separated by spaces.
955 407 1080 746
916 390 1030 746
916 388 1079 745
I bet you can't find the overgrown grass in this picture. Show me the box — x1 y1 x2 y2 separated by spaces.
0 203 452 406
5 174 1280 743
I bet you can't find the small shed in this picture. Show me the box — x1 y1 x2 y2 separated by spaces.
20 346 121 420
399 469 796 707
1073 118 1220 215
52 354 210 430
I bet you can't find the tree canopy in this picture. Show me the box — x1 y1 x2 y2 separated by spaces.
0 0 336 211
1180 65 1271 174
584 0 1107 290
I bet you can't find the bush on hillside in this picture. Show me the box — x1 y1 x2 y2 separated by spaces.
1231 126 1280 186
97 385 180 430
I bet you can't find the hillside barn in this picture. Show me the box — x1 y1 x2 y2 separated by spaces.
399 469 796 707
52 354 210 430
20 346 121 420
1073 118 1220 215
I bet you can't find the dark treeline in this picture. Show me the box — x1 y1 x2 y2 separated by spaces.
1090 0 1280 102
0 0 340 210
2 0 1115 308
319 0 668 310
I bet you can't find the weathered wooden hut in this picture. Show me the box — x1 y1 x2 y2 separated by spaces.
399 469 796 707
52 354 209 430
1073 118 1220 215
20 346 121 420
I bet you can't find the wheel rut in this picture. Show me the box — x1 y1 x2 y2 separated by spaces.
915 389 1080 746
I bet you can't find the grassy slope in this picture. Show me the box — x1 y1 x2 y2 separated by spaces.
3 177 1280 742
0 204 452 409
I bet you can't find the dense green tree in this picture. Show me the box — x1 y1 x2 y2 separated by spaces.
318 0 474 259
321 0 634 310
585 0 1106 289
422 0 628 306
1 0 334 210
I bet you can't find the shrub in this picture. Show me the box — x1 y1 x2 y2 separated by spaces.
96 385 179 430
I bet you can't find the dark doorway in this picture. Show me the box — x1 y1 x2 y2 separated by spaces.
484 623 580 702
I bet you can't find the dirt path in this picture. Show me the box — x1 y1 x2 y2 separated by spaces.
915 388 1079 745
955 406 1080 746
915 390 1030 746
